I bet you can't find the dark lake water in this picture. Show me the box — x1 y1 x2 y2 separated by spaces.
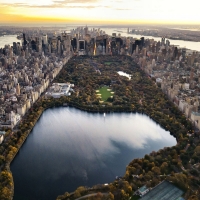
11 107 176 200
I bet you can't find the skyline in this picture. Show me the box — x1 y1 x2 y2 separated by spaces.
0 0 200 25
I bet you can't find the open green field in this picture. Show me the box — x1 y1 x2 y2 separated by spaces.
96 86 113 101
104 62 120 65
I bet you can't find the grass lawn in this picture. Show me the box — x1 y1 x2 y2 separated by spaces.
96 86 113 101
131 195 140 200
104 62 120 65
104 62 112 65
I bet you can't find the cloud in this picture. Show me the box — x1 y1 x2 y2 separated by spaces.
53 0 98 3
115 8 132 10
30 5 98 9
0 0 102 9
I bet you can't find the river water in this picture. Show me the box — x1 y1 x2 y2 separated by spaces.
11 107 176 200
0 35 21 48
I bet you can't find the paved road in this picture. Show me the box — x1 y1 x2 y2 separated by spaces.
75 193 108 200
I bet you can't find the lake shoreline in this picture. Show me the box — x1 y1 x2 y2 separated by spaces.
11 106 176 200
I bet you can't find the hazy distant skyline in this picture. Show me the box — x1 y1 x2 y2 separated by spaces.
0 0 200 25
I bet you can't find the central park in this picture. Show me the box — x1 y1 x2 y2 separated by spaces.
1 55 200 200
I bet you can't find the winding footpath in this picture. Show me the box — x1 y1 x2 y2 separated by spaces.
75 193 108 200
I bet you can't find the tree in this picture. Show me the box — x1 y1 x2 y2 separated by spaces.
194 146 200 155
170 173 189 191
73 190 81 198
106 192 114 200
188 195 199 200
0 187 12 200
152 166 161 175
73 186 86 198
120 189 129 200
0 155 5 165
160 162 168 174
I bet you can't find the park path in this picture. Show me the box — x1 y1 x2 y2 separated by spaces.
75 193 108 200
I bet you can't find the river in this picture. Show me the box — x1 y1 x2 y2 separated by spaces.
0 35 21 48
11 107 176 200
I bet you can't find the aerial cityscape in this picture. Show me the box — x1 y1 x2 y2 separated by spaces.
1 0 200 200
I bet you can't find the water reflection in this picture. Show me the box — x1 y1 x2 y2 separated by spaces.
0 35 21 48
117 71 132 80
11 107 176 200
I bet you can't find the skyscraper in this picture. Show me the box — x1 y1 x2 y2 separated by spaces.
140 37 145 47
79 40 85 50
16 83 20 96
23 33 27 46
71 38 77 52
190 68 194 82
161 37 165 45
42 34 48 45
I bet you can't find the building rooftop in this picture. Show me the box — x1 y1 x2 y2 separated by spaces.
0 131 6 135
138 185 148 193
139 180 184 200
192 111 200 116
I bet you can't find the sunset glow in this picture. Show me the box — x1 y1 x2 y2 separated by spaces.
0 0 200 24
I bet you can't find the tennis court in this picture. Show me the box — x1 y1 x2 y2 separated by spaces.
140 180 184 200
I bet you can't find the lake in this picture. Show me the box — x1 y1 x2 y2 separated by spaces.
118 71 132 80
11 107 176 200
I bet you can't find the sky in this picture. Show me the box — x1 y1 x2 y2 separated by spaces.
0 0 200 25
